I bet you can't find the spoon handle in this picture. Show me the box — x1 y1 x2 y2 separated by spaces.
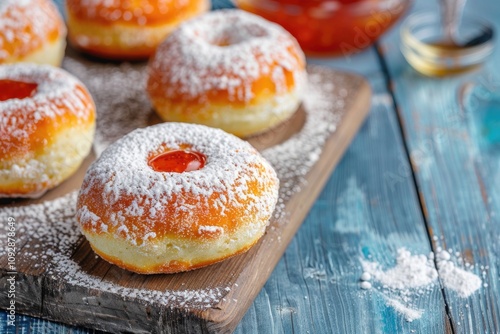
440 0 467 42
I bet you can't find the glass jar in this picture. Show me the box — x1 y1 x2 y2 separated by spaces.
234 0 411 56
400 12 494 76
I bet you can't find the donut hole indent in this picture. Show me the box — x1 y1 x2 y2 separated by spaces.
148 150 206 173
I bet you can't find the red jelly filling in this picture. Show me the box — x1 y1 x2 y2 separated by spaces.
149 150 206 173
0 80 38 101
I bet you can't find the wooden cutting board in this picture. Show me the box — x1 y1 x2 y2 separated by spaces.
0 54 371 333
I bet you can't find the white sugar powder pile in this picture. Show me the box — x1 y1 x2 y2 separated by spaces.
361 248 438 290
436 251 482 298
359 248 482 322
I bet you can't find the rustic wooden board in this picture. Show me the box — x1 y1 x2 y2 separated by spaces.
0 58 371 332
5 0 499 332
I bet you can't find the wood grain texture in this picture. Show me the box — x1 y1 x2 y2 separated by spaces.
380 0 500 332
234 75 453 334
0 66 371 333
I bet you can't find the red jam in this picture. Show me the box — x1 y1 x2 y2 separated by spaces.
149 150 206 173
236 0 409 56
0 80 38 101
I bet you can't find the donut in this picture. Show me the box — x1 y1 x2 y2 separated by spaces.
76 123 279 274
0 0 66 66
147 9 307 137
0 64 96 198
65 0 210 60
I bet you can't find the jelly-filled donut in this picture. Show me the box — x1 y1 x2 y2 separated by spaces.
0 0 66 66
77 123 279 274
0 64 96 198
65 0 209 60
147 9 307 137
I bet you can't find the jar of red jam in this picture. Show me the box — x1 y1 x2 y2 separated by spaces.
235 0 411 56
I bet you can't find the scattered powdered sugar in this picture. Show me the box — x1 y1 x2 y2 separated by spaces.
303 267 327 281
384 297 424 322
62 58 151 156
359 247 482 322
360 281 372 290
58 254 229 309
0 193 80 271
0 0 65 61
1 55 349 311
0 192 230 309
360 272 371 281
261 70 345 201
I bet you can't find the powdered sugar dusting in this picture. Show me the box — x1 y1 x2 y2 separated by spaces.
63 58 150 156
1 56 349 310
0 193 229 309
0 0 31 12
148 9 305 103
262 71 343 202
67 0 193 25
0 64 94 189
0 0 65 62
77 123 279 243
0 64 88 149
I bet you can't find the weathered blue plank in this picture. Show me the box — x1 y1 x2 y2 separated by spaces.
234 74 450 334
380 0 500 332
0 312 103 333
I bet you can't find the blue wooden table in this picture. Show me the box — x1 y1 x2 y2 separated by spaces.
2 0 500 332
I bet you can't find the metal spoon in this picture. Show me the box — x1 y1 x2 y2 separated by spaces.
440 0 494 48
440 0 467 44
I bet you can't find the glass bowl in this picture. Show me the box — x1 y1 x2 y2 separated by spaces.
400 12 495 76
233 0 411 57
